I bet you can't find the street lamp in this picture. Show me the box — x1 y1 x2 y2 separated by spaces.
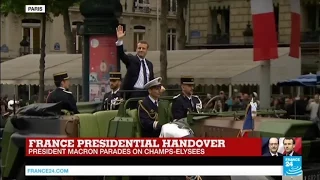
20 36 30 56
243 21 253 45
76 22 84 36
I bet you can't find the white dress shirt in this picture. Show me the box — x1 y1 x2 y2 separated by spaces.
148 96 158 107
116 40 150 89
270 151 279 156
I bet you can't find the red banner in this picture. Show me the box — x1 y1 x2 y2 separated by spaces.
89 35 117 101
26 138 262 157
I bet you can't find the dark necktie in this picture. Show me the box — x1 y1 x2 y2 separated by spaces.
273 155 277 157
141 60 147 85
154 101 158 106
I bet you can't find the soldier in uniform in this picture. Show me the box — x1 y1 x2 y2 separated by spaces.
46 72 79 114
102 72 123 110
138 77 163 137
171 76 202 120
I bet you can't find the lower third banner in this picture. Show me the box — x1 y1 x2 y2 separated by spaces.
25 165 283 176
25 156 283 165
26 138 262 157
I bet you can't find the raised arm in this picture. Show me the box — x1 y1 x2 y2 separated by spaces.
116 25 130 65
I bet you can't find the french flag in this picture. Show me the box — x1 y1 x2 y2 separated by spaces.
251 0 278 61
289 0 301 58
237 99 256 137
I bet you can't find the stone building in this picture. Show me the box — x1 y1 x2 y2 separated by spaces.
0 0 177 61
186 0 320 75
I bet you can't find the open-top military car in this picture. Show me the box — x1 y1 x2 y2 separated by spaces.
1 96 320 180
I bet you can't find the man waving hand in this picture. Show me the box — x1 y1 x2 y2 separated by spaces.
116 25 154 108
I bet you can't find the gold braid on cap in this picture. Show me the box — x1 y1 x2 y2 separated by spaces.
138 100 158 120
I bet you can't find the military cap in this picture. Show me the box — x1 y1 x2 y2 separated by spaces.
181 76 194 85
109 72 122 80
53 72 69 82
144 77 162 89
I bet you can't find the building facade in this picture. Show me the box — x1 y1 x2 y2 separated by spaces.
187 0 320 74
0 0 177 60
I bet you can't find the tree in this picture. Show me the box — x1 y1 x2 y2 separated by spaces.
52 0 80 54
1 0 81 102
160 0 169 86
1 0 50 102
176 0 188 50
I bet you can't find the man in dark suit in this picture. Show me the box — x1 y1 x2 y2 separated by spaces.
171 76 202 120
47 72 79 114
263 137 283 156
283 138 300 156
115 25 154 104
102 72 123 110
138 77 163 137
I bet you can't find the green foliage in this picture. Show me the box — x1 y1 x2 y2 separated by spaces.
50 0 81 16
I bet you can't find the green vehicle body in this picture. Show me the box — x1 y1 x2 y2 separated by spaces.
1 97 320 179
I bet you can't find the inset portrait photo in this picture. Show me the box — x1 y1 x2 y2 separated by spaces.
261 137 302 156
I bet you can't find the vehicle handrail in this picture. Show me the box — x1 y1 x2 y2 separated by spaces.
189 109 287 117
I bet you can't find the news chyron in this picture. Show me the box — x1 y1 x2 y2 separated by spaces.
262 137 303 178
25 5 45 13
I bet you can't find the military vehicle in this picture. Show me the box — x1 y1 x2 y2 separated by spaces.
1 96 320 180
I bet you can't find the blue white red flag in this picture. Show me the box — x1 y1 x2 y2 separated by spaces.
237 103 255 137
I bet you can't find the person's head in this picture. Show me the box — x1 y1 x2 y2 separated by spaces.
243 93 249 100
234 96 241 103
7 100 20 112
268 137 279 154
144 77 162 100
180 76 195 96
273 98 279 105
285 97 293 105
109 72 122 90
53 72 70 89
283 138 295 154
136 40 149 59
219 91 225 99
314 94 319 103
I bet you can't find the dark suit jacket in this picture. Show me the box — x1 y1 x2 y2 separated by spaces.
46 87 79 114
102 91 123 110
117 45 154 91
171 94 202 120
283 151 300 156
263 152 283 156
138 97 161 137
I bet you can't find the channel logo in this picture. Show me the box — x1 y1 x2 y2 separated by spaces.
283 156 302 176
25 5 46 13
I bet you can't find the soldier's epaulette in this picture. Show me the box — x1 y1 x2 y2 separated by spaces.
173 94 180 99
63 90 72 94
